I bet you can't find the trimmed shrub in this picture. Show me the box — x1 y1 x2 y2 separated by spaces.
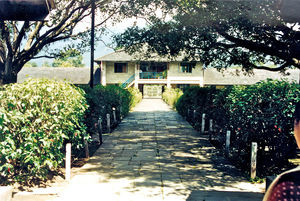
80 85 142 134
127 87 142 109
225 79 299 175
176 86 217 128
176 79 300 176
162 88 183 108
0 79 88 184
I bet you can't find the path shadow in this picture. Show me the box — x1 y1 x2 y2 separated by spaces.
73 106 264 199
186 190 264 201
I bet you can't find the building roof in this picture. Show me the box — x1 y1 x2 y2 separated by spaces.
95 50 187 63
204 68 299 85
17 67 100 85
96 51 134 62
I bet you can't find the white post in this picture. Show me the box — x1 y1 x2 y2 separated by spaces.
134 63 139 88
120 106 123 120
201 113 206 134
98 117 103 144
107 113 111 133
209 119 213 141
101 61 106 86
84 140 89 159
193 110 196 119
113 108 117 124
65 143 71 181
226 130 231 156
251 142 258 179
209 119 213 132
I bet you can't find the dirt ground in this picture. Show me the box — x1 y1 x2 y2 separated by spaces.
11 158 90 201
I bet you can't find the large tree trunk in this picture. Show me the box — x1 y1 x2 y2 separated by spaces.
0 60 18 85
1 72 18 84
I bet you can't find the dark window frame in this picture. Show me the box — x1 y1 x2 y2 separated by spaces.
180 62 195 73
114 63 128 73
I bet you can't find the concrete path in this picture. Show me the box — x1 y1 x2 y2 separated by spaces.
55 99 265 201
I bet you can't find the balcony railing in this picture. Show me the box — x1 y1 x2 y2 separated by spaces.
140 72 166 79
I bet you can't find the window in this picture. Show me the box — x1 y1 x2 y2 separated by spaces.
180 62 195 73
114 63 128 73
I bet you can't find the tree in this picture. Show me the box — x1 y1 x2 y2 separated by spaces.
115 0 300 72
42 61 51 67
0 0 165 84
52 49 85 67
24 61 38 67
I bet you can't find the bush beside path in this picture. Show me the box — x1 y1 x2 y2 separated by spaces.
0 78 142 187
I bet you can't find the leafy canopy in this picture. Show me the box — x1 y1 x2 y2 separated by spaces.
52 49 85 67
115 0 300 72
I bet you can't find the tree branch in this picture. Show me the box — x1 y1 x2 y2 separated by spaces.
13 21 30 53
217 30 298 67
252 62 290 71
24 22 44 50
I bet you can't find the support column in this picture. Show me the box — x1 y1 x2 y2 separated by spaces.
101 61 106 86
167 78 171 88
134 63 139 88
200 64 204 87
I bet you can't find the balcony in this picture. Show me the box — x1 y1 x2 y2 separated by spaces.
139 72 166 79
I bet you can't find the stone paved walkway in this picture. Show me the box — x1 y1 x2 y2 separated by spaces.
55 99 265 201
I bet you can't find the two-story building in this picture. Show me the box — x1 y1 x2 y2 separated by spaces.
95 50 204 98
95 50 300 98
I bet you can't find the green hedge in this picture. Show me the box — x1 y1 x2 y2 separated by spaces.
0 79 88 184
162 88 183 108
128 87 143 109
226 79 299 175
80 85 142 134
176 79 300 176
0 80 143 185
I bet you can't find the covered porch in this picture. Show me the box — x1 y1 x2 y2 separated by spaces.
139 62 167 79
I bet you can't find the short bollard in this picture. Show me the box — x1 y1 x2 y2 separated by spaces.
251 142 258 179
65 143 71 181
226 130 231 157
120 106 123 120
84 140 89 159
209 119 213 132
201 113 206 134
209 119 213 141
193 110 196 120
98 117 103 144
113 107 117 124
107 113 111 133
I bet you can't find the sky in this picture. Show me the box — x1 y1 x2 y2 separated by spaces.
35 16 147 67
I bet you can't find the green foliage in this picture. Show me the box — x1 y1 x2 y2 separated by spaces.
176 79 300 176
80 85 141 134
176 86 216 117
115 0 300 71
162 87 183 108
127 87 143 109
52 49 85 67
24 61 38 67
0 79 88 184
42 61 51 67
226 79 299 175
1 0 167 84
